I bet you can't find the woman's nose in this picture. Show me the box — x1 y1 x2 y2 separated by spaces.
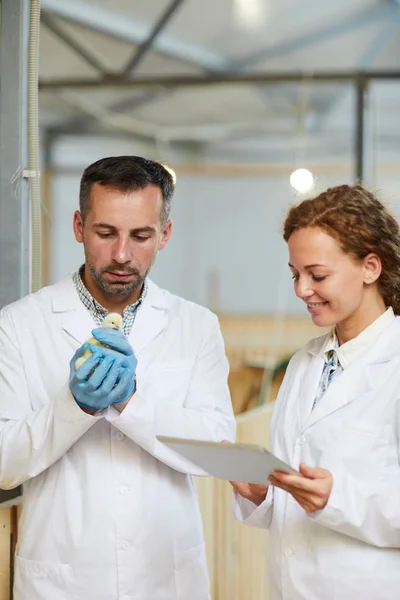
295 278 314 299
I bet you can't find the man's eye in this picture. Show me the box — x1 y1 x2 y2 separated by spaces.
291 274 299 281
135 236 150 242
98 232 113 238
312 276 326 282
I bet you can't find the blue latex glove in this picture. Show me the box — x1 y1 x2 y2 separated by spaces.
69 342 135 411
91 328 137 402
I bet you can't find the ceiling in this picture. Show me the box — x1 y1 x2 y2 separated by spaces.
37 0 400 161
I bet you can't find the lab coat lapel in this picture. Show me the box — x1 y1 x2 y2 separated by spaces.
297 335 327 428
301 321 399 432
129 279 168 357
52 277 96 345
302 362 370 431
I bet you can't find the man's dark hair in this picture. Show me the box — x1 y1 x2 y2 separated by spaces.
79 155 175 226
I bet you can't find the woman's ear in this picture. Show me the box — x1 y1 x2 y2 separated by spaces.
363 253 382 285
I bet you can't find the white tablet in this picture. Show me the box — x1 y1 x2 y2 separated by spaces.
156 435 297 484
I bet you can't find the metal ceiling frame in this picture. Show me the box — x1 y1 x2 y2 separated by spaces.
41 12 108 75
122 0 186 77
39 69 400 90
40 0 228 71
231 1 397 70
38 0 400 185
39 0 400 145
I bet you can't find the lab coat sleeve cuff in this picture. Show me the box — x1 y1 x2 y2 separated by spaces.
232 486 274 529
104 390 152 443
59 385 105 423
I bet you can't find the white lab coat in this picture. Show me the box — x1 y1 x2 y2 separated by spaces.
234 318 400 600
0 277 235 600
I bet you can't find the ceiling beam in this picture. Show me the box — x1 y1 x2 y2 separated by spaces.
41 0 228 71
313 8 400 129
231 2 394 70
39 69 400 91
41 13 108 75
122 0 186 77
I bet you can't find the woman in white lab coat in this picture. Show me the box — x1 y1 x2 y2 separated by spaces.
232 184 400 600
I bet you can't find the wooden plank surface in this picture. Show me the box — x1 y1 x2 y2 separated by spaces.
196 403 274 600
0 508 11 600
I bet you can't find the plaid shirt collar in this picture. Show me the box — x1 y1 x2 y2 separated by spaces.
72 265 147 336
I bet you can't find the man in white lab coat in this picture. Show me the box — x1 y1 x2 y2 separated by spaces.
0 156 235 600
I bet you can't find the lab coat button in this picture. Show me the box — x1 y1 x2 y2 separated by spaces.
284 547 294 557
298 435 307 445
115 432 125 441
121 541 130 551
120 596 130 600
119 486 130 495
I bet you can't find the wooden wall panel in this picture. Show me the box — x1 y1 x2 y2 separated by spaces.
0 509 11 600
219 314 325 369
196 403 275 600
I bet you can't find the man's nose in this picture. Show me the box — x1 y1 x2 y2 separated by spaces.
112 238 132 263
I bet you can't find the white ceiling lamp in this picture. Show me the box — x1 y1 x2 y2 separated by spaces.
290 168 315 194
233 0 267 29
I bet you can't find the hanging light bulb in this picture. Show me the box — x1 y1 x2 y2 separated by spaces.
233 0 266 29
290 168 314 194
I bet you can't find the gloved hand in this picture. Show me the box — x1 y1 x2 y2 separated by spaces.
91 327 137 402
69 341 135 411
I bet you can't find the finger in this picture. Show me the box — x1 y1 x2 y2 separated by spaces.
299 463 329 479
72 341 90 359
268 475 318 495
96 358 122 396
91 329 131 355
86 355 115 391
291 494 316 513
74 351 102 381
88 344 122 362
270 476 329 502
109 367 134 404
292 492 324 513
229 481 253 498
269 472 307 487
270 480 318 505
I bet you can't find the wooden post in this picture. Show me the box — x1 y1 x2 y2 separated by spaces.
0 509 11 600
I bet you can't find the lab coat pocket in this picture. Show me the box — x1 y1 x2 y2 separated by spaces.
14 555 75 600
174 543 210 600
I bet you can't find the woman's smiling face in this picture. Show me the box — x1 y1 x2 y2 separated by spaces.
288 226 372 329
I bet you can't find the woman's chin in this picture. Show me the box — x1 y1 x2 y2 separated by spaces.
310 312 335 328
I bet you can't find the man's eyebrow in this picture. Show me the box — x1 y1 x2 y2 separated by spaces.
93 222 115 229
93 222 156 234
130 226 157 234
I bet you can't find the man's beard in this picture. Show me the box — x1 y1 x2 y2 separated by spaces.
87 262 148 297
